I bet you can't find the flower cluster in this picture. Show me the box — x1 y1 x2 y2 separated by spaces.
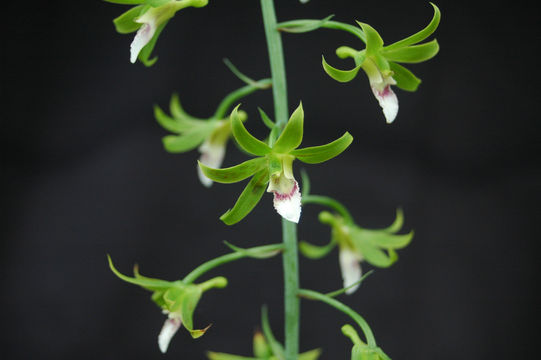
322 4 441 123
199 104 353 225
108 255 227 353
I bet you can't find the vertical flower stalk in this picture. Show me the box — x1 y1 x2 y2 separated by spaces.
260 0 299 359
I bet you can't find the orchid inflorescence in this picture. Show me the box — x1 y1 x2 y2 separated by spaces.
104 1 441 358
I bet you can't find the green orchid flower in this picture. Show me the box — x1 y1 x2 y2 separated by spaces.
108 255 227 353
154 93 248 187
199 103 353 225
105 0 209 66
342 325 391 360
300 209 413 294
322 3 441 123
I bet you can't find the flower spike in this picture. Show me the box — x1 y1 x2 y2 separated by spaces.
200 103 353 225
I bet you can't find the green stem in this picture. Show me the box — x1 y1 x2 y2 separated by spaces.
214 79 272 119
261 1 299 359
298 288 376 348
302 194 354 223
277 19 367 43
182 243 283 284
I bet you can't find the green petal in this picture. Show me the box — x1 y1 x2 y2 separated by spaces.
382 39 439 63
154 105 195 133
356 22 384 55
220 169 269 225
384 3 441 50
169 93 199 121
358 229 413 249
322 56 361 83
199 157 267 184
389 62 421 92
107 255 177 291
231 106 272 156
355 241 397 268
162 123 214 153
112 5 144 34
291 132 353 164
258 107 275 130
273 103 304 153
299 238 336 259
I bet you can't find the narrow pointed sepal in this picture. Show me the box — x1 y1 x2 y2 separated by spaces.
158 317 182 353
270 180 302 223
371 84 399 124
339 247 362 295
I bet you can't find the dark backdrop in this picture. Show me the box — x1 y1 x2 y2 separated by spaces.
2 1 539 359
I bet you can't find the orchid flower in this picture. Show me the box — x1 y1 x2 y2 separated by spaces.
322 3 441 123
106 0 209 66
154 93 248 187
342 324 391 360
108 255 227 353
199 103 353 225
299 209 413 294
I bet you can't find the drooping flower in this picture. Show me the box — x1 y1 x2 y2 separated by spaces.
321 3 441 123
108 255 227 353
154 93 246 187
300 209 413 294
106 0 209 66
199 103 354 225
342 324 391 360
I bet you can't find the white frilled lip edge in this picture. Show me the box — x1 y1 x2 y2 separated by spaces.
271 180 301 223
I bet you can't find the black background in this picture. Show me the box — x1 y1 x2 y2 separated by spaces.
2 0 539 359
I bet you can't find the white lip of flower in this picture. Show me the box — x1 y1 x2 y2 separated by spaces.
339 246 363 295
267 168 302 223
369 73 398 124
197 140 226 188
130 2 182 63
158 313 182 353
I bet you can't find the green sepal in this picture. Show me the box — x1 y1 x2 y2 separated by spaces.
113 5 144 34
162 123 215 153
291 132 353 164
220 169 269 225
258 107 275 130
279 14 334 33
360 229 414 249
164 285 211 338
169 93 199 121
382 208 404 233
231 106 272 156
299 236 336 259
382 39 439 63
384 3 441 51
138 20 168 66
353 240 397 268
389 62 421 92
108 255 178 291
105 0 146 5
198 157 267 184
154 105 195 133
273 103 304 154
147 0 173 7
356 22 384 55
322 56 361 83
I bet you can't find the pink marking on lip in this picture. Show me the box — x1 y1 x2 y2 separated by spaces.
378 85 392 97
273 181 298 201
